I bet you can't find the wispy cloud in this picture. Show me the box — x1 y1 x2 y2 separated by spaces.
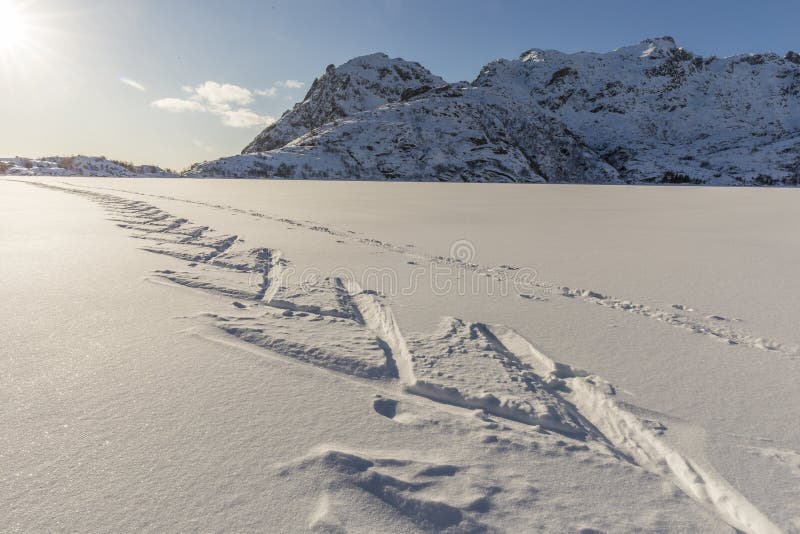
120 77 146 92
255 87 278 98
151 81 275 128
220 109 275 128
151 98 205 113
253 79 305 99
277 79 306 89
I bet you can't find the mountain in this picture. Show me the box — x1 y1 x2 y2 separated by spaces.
242 53 446 153
188 54 617 182
0 156 177 177
188 39 800 185
189 81 617 183
475 37 800 185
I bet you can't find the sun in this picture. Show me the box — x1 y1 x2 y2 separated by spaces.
0 0 67 77
0 0 28 50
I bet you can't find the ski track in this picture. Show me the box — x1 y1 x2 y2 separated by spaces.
55 181 799 357
26 180 785 532
492 326 783 534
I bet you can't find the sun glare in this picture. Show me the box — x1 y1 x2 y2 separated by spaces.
0 0 27 50
0 0 37 51
0 0 75 80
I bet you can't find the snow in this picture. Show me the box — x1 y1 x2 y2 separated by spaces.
188 39 800 185
0 155 177 177
3 176 799 532
187 83 618 183
241 53 446 154
476 38 800 185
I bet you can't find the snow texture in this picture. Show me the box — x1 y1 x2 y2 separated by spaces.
16 179 791 533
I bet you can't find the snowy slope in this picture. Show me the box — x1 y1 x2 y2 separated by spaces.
0 156 177 177
190 39 800 184
188 83 618 183
475 37 800 185
242 53 446 153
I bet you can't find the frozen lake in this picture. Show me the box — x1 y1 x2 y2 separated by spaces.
2 177 798 532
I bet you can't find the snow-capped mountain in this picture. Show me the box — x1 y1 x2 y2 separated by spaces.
188 39 800 185
475 37 800 185
242 53 446 154
190 82 617 183
189 54 617 182
0 156 177 177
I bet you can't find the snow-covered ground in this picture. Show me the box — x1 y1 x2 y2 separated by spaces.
2 177 799 532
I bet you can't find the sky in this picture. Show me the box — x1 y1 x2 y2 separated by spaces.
1 0 799 171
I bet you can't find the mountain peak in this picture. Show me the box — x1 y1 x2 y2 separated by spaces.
612 36 679 58
341 52 390 63
519 49 546 62
639 36 678 57
332 52 441 82
642 35 677 47
242 53 444 154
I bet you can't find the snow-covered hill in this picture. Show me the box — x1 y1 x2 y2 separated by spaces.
189 39 800 184
242 53 446 154
189 82 617 183
0 156 177 177
475 37 800 185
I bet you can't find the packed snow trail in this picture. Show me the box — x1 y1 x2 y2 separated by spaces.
58 180 799 357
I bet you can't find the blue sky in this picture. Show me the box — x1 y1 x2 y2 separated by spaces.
2 0 798 170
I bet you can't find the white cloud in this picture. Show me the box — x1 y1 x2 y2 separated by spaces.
255 87 278 98
153 80 278 128
220 109 275 128
151 98 205 113
277 79 305 89
192 81 253 108
253 80 305 99
120 77 146 92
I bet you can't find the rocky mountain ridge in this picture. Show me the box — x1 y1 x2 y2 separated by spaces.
475 37 800 184
188 38 798 184
242 53 446 154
